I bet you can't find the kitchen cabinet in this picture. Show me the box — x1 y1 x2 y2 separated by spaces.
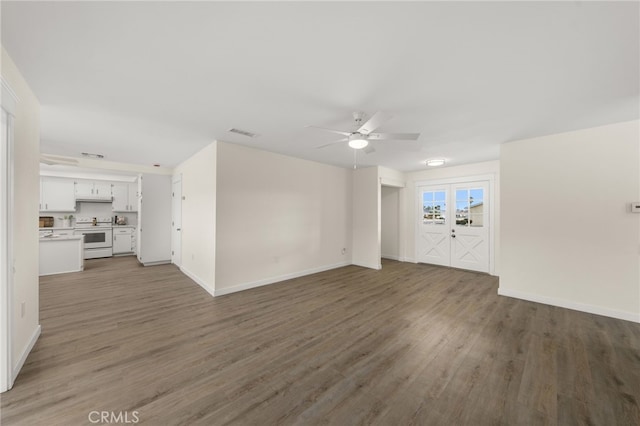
111 182 138 212
40 177 76 212
39 235 84 276
75 179 112 199
111 183 129 212
128 182 139 212
113 227 134 254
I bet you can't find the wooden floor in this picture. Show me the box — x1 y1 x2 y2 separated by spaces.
1 257 639 425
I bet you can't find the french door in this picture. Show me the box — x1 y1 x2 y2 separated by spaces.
417 181 489 273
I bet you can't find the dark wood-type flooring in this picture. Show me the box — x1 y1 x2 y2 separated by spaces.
1 257 639 425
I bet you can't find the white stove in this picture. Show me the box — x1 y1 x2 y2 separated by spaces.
74 217 113 259
74 217 113 228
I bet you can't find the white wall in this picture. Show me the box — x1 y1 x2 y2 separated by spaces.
352 166 381 269
381 186 400 260
500 120 640 322
404 160 500 274
173 142 216 295
1 47 41 384
215 141 352 294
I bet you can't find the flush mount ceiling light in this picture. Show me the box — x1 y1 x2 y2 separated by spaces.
348 134 369 149
426 158 446 167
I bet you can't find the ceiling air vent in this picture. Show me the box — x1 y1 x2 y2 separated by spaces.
228 128 258 138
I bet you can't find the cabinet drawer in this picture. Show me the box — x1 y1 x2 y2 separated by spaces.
114 228 133 235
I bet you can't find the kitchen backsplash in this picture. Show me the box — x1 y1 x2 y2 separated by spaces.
44 202 137 227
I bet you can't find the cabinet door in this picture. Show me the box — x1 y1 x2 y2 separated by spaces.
74 180 94 197
94 182 112 197
41 178 76 211
128 182 138 212
113 232 133 254
111 183 129 212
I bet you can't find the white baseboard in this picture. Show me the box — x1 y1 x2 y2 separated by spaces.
381 254 400 261
141 260 171 266
498 288 640 323
402 257 416 263
12 324 41 384
214 262 350 297
180 266 215 298
351 260 382 270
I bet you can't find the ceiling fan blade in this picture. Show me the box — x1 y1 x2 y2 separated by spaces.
315 138 348 149
363 144 376 155
357 111 393 135
367 132 420 140
307 126 351 136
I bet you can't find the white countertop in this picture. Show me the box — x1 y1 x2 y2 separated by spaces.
39 227 74 231
39 235 84 242
113 225 136 228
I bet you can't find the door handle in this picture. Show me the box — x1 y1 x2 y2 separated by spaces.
176 228 181 231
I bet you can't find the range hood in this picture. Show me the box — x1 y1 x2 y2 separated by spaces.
75 195 113 203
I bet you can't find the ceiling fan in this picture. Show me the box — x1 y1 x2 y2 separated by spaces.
309 111 420 154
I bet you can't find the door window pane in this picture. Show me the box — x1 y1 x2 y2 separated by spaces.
423 191 446 224
470 188 484 204
470 214 484 227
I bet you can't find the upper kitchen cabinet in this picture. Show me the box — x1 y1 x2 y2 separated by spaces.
128 182 139 212
112 181 138 212
75 179 112 201
40 177 76 212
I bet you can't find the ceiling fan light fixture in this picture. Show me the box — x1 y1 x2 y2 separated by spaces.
426 158 446 167
348 135 369 150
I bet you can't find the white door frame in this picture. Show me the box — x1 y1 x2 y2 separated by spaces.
1 76 18 392
171 175 182 267
414 173 496 275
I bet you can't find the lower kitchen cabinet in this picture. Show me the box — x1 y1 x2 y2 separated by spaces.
113 227 135 255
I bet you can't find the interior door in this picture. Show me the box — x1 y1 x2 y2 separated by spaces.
417 181 490 273
417 186 450 266
171 177 182 266
450 182 489 272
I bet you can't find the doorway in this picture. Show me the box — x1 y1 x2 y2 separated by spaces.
171 176 182 267
381 185 400 260
416 180 490 273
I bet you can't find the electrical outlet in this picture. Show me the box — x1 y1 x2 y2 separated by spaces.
21 301 25 318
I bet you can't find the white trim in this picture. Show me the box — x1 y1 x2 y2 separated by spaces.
214 262 350 297
381 254 400 261
180 266 215 298
498 288 640 323
351 260 381 270
414 173 496 187
171 174 182 267
0 109 14 393
380 177 405 188
12 325 41 384
140 260 171 266
1 77 19 116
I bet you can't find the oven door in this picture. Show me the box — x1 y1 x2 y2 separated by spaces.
74 229 113 249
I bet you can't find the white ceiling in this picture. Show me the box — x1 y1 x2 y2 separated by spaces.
2 1 638 171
